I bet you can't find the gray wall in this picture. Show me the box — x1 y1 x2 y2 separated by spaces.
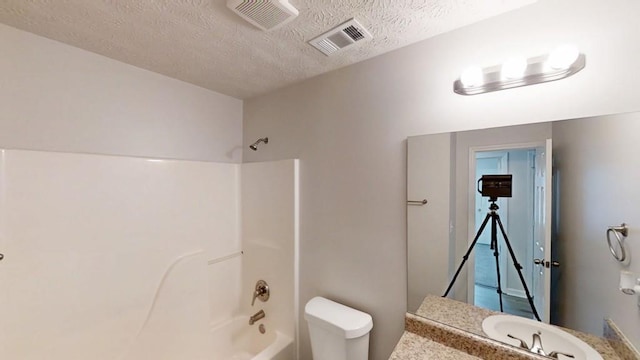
0 23 243 162
407 133 453 312
553 113 640 348
243 0 640 358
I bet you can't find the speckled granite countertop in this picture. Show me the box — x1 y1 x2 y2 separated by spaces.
414 295 623 359
388 295 637 360
415 295 494 338
389 331 482 360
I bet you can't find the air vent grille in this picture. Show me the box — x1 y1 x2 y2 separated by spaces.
234 1 290 30
327 32 354 48
315 39 340 54
309 19 372 56
227 0 299 31
343 25 365 41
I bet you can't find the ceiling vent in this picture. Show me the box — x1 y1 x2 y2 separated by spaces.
309 19 373 56
227 0 299 31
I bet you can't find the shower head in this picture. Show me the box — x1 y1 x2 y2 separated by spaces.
249 137 269 151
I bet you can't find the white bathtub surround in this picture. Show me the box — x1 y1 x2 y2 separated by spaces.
211 316 294 360
209 248 244 328
241 160 300 359
120 251 211 360
0 150 298 360
0 150 239 359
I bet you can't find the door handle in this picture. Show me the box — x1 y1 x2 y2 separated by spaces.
534 259 560 268
0 253 4 261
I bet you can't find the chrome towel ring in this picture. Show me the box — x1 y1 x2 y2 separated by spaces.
607 223 629 262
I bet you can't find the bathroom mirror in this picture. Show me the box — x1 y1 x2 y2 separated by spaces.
406 111 640 348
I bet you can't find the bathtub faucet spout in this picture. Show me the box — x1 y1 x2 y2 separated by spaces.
249 310 266 325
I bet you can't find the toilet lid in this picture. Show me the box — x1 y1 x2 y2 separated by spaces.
304 297 373 339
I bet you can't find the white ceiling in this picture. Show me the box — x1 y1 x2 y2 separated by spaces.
0 0 537 99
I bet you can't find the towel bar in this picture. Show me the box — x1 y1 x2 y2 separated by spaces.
607 223 629 262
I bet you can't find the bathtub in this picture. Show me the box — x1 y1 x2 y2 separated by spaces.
211 316 294 360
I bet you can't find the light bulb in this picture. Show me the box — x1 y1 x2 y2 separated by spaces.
501 57 528 80
460 66 484 87
547 44 580 70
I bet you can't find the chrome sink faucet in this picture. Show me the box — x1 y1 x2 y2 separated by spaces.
508 332 575 359
530 332 546 355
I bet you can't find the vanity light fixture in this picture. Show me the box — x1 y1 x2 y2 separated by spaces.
454 45 585 95
501 56 528 80
460 65 484 87
547 44 581 70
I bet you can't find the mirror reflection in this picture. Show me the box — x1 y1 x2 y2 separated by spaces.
407 111 640 351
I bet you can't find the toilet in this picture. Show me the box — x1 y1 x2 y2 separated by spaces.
304 296 373 360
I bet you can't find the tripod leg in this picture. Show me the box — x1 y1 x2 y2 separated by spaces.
443 212 492 298
491 214 504 312
495 214 542 321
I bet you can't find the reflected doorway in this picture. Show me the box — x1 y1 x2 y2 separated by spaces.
472 148 536 319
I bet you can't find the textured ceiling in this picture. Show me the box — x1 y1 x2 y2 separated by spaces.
0 0 537 99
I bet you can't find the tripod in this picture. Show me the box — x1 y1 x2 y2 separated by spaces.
442 198 541 321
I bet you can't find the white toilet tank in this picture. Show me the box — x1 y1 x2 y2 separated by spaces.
304 297 373 360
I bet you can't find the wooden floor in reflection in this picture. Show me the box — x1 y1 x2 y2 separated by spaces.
474 284 534 319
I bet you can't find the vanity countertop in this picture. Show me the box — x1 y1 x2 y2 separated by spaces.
388 295 632 360
415 295 622 359
415 295 494 338
389 331 482 360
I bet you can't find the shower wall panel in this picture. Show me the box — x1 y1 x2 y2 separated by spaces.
241 159 299 357
0 149 240 360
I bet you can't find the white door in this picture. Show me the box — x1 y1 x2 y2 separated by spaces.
532 139 553 323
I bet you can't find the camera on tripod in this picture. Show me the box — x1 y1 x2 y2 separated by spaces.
477 174 513 199
444 172 542 321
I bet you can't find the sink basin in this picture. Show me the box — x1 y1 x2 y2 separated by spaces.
482 315 603 360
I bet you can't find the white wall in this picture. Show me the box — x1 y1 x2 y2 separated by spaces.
552 113 640 349
243 0 640 358
0 23 242 162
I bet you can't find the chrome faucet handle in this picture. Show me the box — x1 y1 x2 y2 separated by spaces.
548 351 575 359
507 334 529 350
251 289 261 306
251 280 270 306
